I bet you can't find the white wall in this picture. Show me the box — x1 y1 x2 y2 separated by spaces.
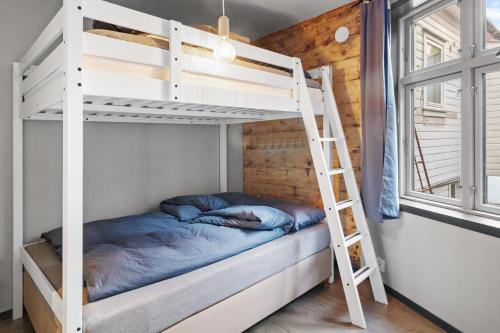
369 212 500 333
0 0 243 314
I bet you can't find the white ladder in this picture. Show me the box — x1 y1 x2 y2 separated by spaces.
295 62 388 328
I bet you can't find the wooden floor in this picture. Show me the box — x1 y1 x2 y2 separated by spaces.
1 278 443 333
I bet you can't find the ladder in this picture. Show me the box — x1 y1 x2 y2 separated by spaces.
413 127 433 194
295 62 388 328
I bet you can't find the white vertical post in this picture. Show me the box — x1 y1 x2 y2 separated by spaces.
62 1 83 332
169 20 182 102
322 68 335 284
219 123 228 192
12 62 24 319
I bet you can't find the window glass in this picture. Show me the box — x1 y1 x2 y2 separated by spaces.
412 78 462 199
411 3 461 71
425 36 443 67
425 82 443 107
485 0 500 50
484 70 500 206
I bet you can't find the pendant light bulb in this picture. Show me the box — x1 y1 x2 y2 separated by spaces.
214 0 236 62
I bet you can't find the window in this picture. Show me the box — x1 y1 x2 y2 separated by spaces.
422 33 445 109
484 0 500 50
400 0 500 217
410 1 461 72
424 33 444 68
476 65 500 214
410 78 461 202
424 82 444 108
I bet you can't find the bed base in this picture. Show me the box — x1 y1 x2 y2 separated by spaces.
24 249 331 333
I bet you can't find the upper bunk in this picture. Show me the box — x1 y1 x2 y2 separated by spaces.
17 0 325 126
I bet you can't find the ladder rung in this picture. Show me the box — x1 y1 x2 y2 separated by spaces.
336 199 353 211
327 168 345 176
344 232 363 247
353 266 375 286
320 137 338 142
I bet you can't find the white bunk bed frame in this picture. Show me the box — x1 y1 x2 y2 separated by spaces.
12 0 387 332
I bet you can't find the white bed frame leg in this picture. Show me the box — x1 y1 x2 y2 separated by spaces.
62 1 84 332
12 62 24 320
219 123 228 192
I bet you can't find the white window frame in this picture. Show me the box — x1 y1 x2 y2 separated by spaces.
475 62 500 215
475 0 500 54
405 73 463 207
399 0 500 219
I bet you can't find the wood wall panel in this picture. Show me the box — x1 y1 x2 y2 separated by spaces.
245 2 362 262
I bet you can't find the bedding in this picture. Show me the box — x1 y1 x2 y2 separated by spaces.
40 193 325 303
42 210 286 302
42 212 178 257
159 203 202 221
84 218 285 301
269 201 326 231
215 192 325 231
194 205 293 231
160 194 228 211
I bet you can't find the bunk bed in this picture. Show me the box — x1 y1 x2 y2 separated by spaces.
12 1 331 332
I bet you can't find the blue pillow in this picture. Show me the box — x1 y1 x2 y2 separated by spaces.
194 205 294 232
162 194 229 212
269 201 325 231
159 203 202 221
214 192 268 206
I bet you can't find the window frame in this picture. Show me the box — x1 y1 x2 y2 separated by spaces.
407 0 462 74
475 62 500 215
475 0 500 55
398 0 500 219
405 73 463 207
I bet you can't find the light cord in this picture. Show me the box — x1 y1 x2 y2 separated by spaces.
222 0 225 16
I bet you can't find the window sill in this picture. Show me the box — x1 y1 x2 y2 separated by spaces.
399 197 500 238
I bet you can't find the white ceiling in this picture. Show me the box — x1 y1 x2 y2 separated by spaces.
107 0 354 39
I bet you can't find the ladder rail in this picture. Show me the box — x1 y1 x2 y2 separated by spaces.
413 127 433 194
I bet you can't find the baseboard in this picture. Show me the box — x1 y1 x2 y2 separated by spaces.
385 285 462 333
0 309 12 320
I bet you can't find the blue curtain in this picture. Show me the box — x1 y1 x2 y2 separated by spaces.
360 0 399 223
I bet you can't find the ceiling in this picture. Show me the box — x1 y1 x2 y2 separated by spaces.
107 0 354 40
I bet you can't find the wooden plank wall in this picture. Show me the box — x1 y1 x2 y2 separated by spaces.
246 2 362 261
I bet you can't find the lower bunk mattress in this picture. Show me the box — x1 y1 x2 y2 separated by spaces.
25 222 330 333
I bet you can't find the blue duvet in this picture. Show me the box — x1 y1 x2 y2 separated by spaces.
42 193 324 302
43 212 285 302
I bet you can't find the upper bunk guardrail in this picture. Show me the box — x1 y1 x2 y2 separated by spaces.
19 0 308 119
80 0 299 111
19 9 63 75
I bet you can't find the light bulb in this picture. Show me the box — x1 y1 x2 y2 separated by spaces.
214 37 236 63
